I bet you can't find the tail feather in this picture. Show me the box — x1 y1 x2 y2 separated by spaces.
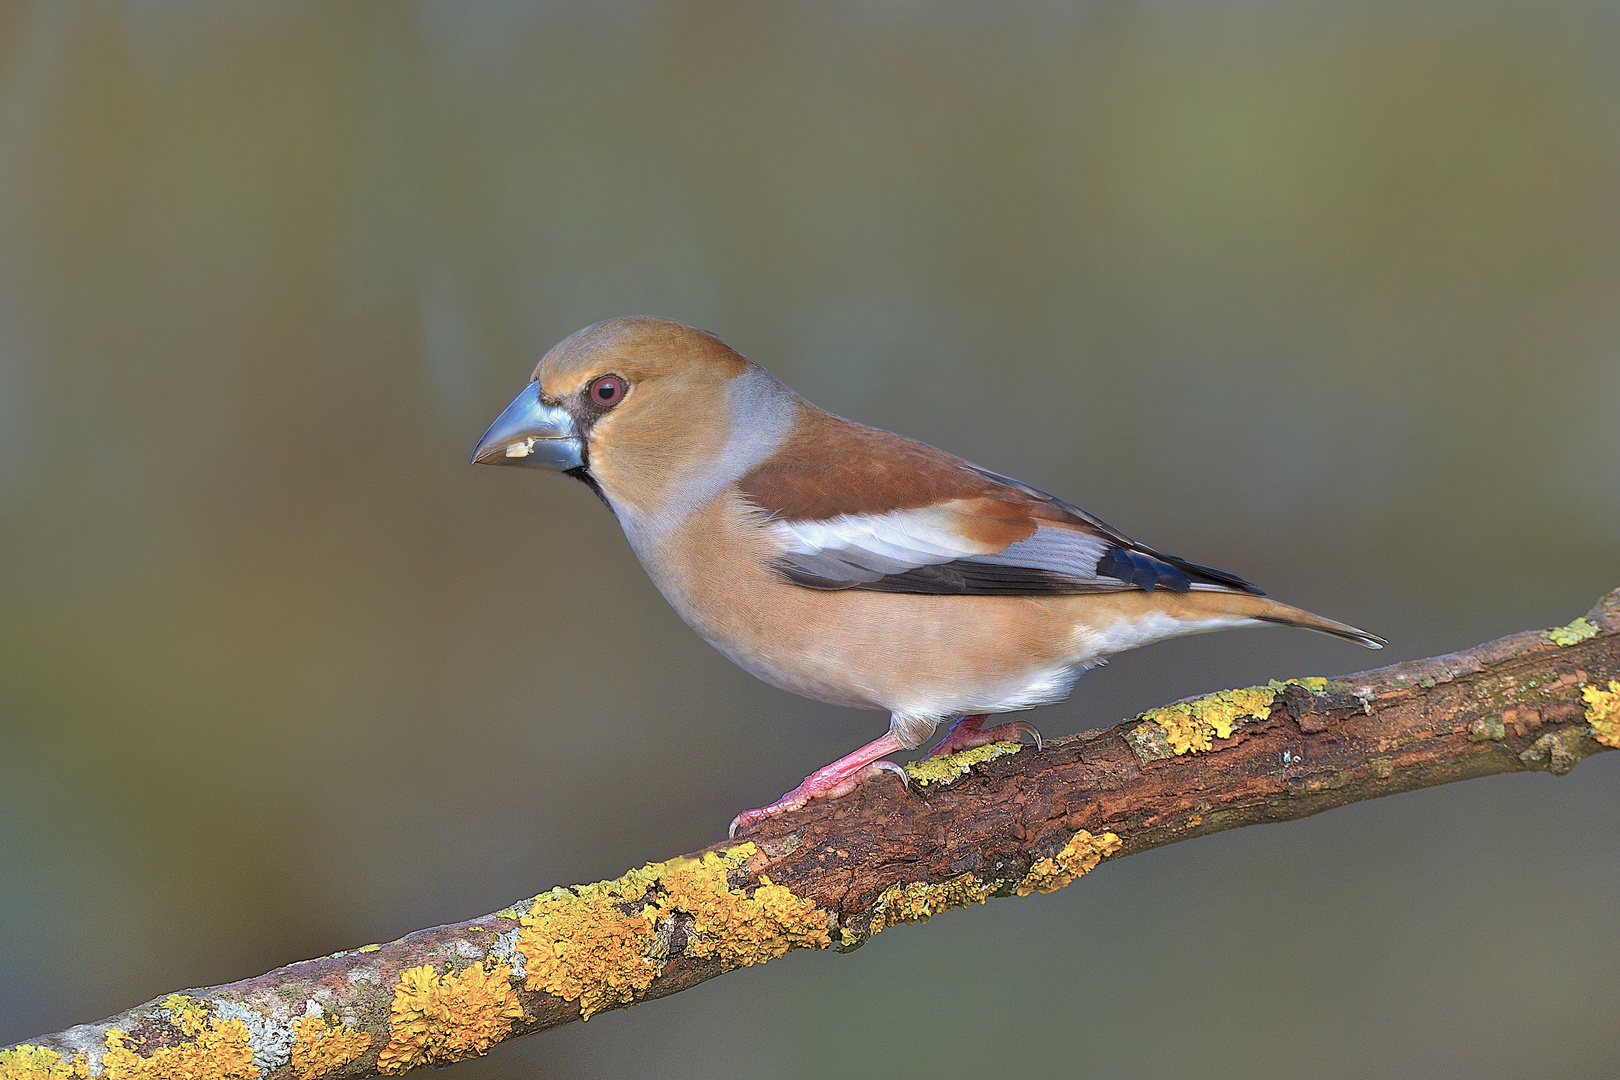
1185 592 1386 649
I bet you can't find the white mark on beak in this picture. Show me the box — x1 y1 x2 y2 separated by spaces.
504 438 536 458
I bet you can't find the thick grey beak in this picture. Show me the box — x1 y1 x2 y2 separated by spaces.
470 382 584 470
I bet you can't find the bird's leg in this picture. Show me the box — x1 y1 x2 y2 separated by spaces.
729 731 909 838
923 713 1042 759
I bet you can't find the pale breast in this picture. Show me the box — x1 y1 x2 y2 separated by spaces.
626 490 1103 731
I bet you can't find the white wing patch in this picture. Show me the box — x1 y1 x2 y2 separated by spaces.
974 527 1110 577
770 502 1110 588
772 506 985 583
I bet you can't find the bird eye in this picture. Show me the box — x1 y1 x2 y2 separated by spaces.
588 375 627 408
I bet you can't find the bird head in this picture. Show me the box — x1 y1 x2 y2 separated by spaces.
471 317 772 515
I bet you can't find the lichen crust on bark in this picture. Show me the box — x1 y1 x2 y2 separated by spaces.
5 588 1616 1080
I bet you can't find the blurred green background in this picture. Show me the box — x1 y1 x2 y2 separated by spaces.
2 2 1618 1077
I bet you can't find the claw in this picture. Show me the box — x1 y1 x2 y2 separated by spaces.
866 759 910 789
1008 720 1043 751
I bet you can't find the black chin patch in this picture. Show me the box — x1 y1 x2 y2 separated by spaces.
565 466 613 510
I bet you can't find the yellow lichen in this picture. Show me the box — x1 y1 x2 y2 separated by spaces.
518 865 664 1019
904 741 1022 786
0 1045 82 1080
658 849 831 970
1582 679 1620 748
98 1018 258 1080
1129 678 1332 759
868 874 992 935
290 1014 371 1080
12 1000 258 1080
158 994 210 1038
1016 831 1123 896
1138 686 1277 755
516 843 830 1020
1549 617 1600 646
375 960 524 1074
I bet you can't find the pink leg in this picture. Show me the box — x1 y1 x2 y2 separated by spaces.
923 713 1043 760
729 731 909 838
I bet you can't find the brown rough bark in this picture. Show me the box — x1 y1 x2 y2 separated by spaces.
5 588 1617 1080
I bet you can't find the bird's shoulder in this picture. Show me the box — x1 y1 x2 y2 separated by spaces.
735 408 1097 529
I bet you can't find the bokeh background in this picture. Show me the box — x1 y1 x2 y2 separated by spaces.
2 2 1619 1078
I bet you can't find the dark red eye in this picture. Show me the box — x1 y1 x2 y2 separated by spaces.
588 375 626 407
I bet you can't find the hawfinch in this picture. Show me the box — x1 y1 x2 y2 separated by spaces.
473 317 1383 836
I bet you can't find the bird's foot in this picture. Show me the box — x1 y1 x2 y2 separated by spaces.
730 733 908 838
923 713 1042 760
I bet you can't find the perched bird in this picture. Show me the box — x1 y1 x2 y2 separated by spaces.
473 317 1383 837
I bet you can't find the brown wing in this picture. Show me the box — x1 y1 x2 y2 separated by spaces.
738 409 1262 596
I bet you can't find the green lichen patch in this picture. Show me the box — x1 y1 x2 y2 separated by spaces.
1548 617 1600 646
904 741 1021 786
1518 726 1590 775
1127 721 1174 762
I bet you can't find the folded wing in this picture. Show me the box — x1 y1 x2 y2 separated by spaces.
739 412 1262 597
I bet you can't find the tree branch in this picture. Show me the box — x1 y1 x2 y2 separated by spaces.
7 589 1619 1080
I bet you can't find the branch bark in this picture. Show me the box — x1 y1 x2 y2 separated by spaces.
7 589 1619 1080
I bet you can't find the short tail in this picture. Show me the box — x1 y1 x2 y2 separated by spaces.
1186 591 1386 649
